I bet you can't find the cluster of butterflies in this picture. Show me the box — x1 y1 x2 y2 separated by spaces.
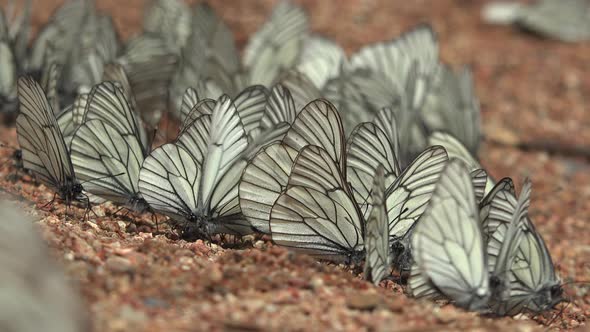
3 0 564 319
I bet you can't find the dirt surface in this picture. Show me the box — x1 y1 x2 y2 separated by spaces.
0 0 589 331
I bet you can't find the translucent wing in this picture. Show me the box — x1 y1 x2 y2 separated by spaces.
276 69 322 112
118 33 178 129
102 62 136 109
282 99 346 170
429 131 494 193
363 166 391 285
471 169 488 203
296 35 346 89
243 0 308 86
139 143 201 223
479 178 517 239
181 99 216 132
190 3 240 95
488 180 530 313
70 119 146 211
386 146 448 241
178 87 200 121
517 0 590 42
503 220 562 315
233 85 269 138
143 0 192 51
40 62 61 114
373 106 401 171
385 146 448 271
239 143 296 233
322 68 395 134
83 81 149 153
28 0 90 71
422 66 481 155
258 83 297 134
349 24 438 107
269 146 364 263
0 41 17 110
15 77 80 201
347 122 400 219
410 159 490 311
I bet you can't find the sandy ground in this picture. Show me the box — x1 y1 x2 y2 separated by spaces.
0 0 589 331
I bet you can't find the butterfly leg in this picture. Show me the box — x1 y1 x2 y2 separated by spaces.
38 192 57 210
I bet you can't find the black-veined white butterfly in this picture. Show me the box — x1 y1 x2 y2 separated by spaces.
480 178 563 315
422 65 481 155
69 81 150 212
239 99 347 234
138 94 252 239
143 0 192 53
296 35 346 90
428 131 495 194
484 179 531 314
243 0 309 87
408 159 491 311
15 76 84 206
408 159 527 312
269 144 366 263
363 165 391 285
0 40 18 114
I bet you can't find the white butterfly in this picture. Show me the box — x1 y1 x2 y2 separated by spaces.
138 94 251 238
363 165 391 285
408 159 527 312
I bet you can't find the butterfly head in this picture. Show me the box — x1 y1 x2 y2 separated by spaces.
348 249 366 266
390 238 413 272
59 177 85 204
539 283 565 311
128 195 150 214
180 212 212 241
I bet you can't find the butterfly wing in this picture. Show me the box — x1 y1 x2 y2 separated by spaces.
347 122 400 219
15 77 77 198
239 98 346 228
70 119 145 209
83 81 149 153
428 131 494 193
243 1 308 86
296 35 346 89
410 159 489 311
363 166 391 285
138 143 200 222
269 145 364 262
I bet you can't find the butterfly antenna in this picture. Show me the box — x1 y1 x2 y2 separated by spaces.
38 192 58 210
544 300 570 328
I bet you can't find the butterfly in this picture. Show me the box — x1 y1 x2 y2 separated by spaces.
0 40 18 114
408 159 490 310
143 0 192 53
428 131 494 194
240 99 347 234
363 165 392 285
243 0 309 87
479 178 563 315
69 81 150 212
408 159 527 312
296 35 346 90
138 94 252 239
15 76 84 206
421 65 481 155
